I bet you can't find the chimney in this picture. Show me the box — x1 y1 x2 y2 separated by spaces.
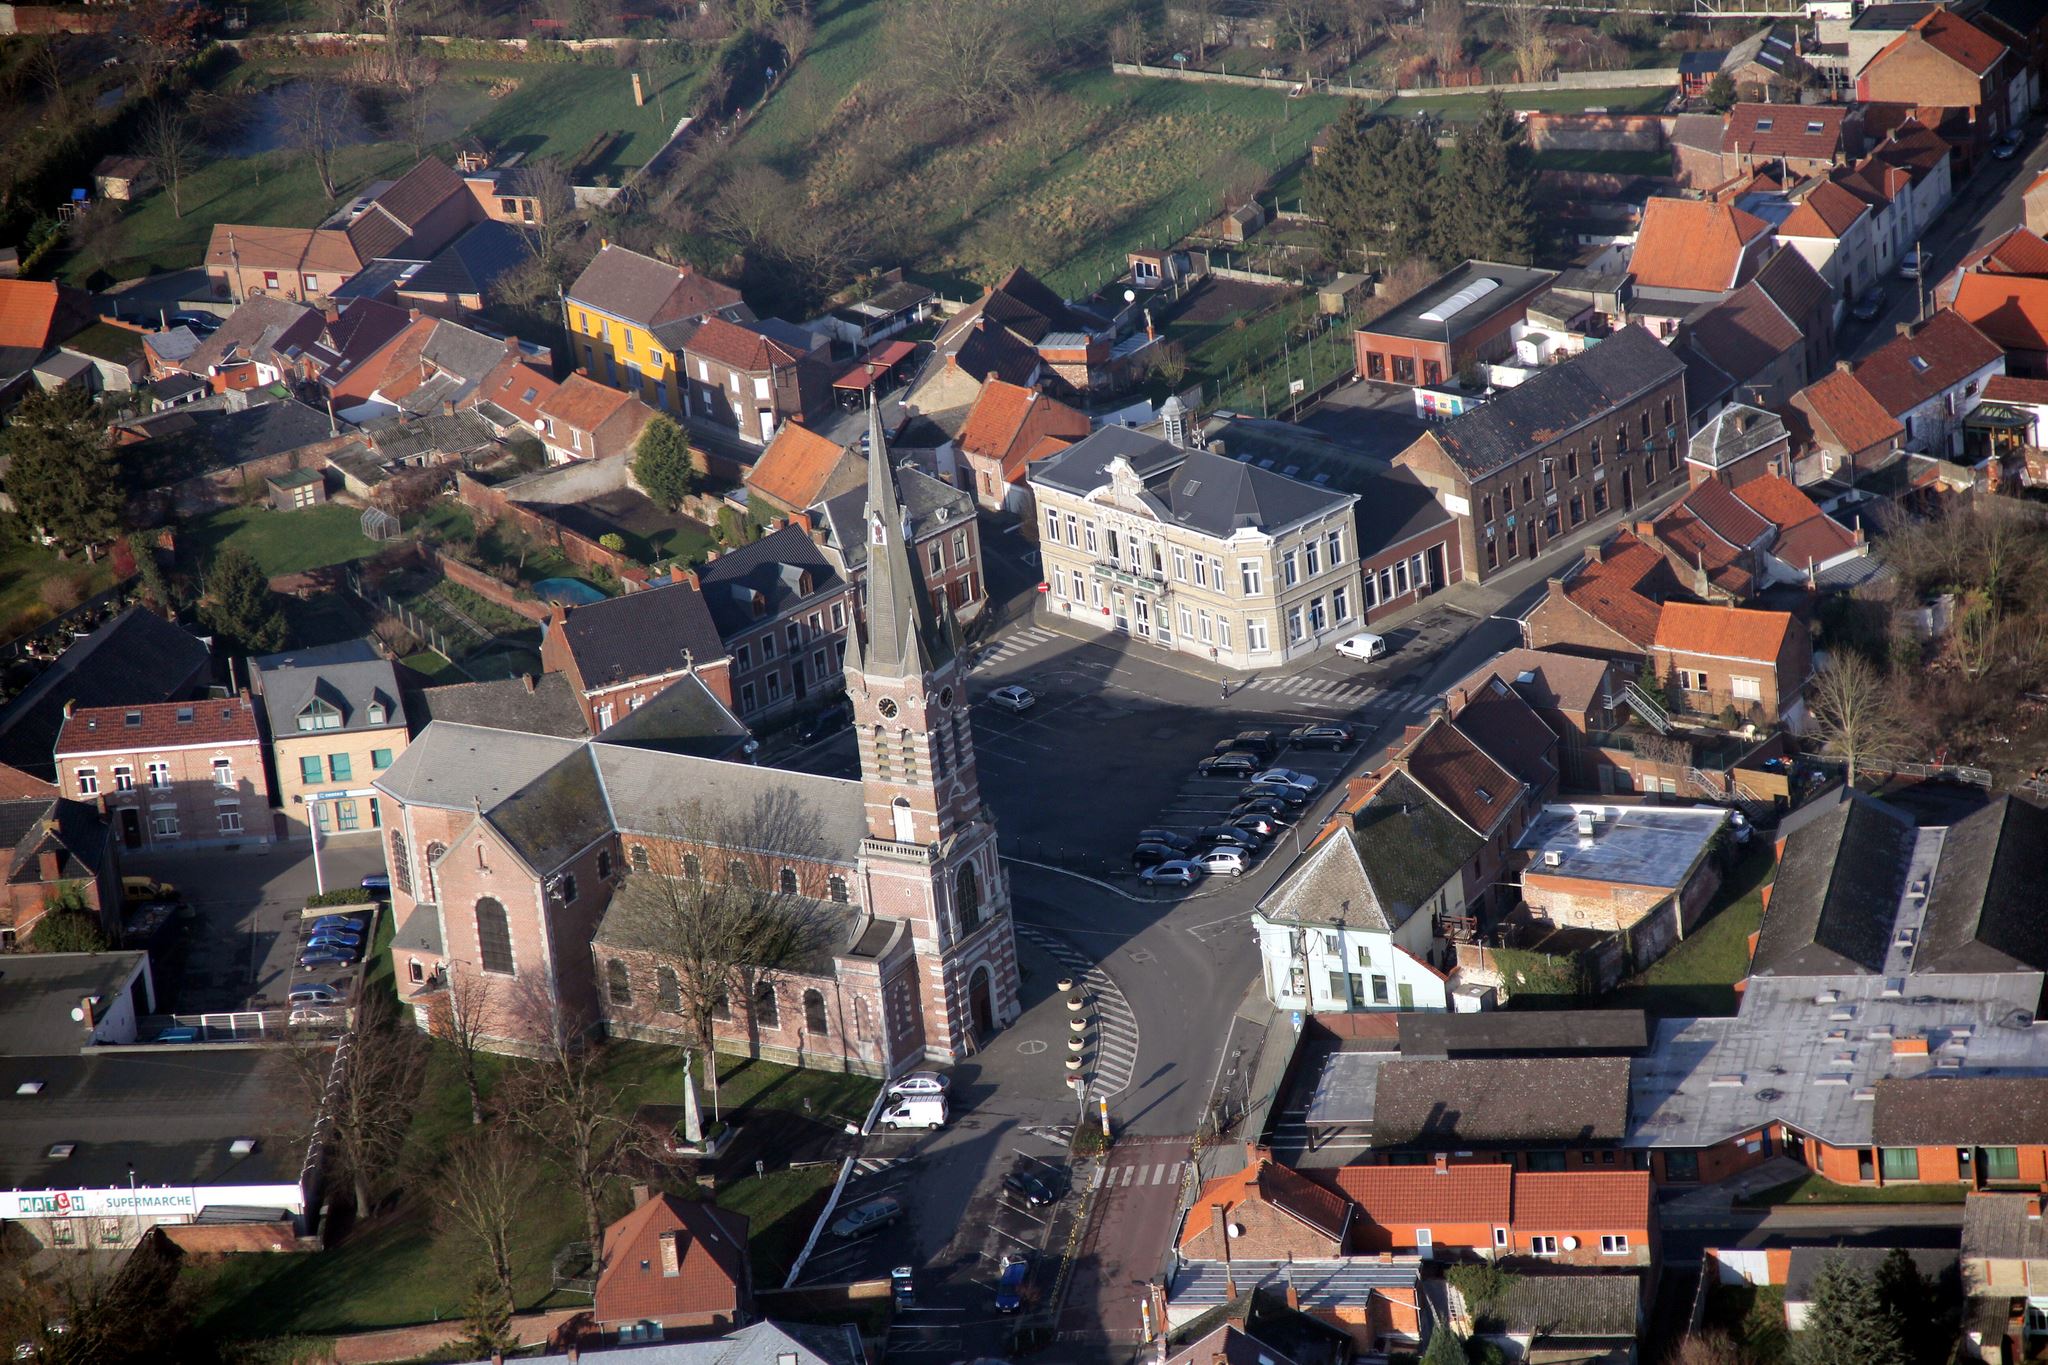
62 699 75 719
659 1230 681 1277
1896 320 1915 339
1434 1152 1450 1175
567 1349 579 1364
2028 1198 2042 1219
1449 686 1468 711
1836 359 1853 375
523 674 537 694
1584 543 1604 566
79 995 95 1029
1284 1276 1300 1311
38 850 60 882
631 1183 651 1207
409 308 422 322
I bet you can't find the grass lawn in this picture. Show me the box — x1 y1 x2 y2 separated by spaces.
466 61 698 181
715 1165 839 1287
0 540 117 644
1598 840 1775 1016
398 648 465 684
185 505 379 578
1736 1174 1971 1208
1378 85 1674 121
713 1054 880 1126
1531 147 1675 176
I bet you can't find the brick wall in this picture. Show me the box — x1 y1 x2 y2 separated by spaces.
455 470 635 577
158 1220 299 1253
432 551 552 622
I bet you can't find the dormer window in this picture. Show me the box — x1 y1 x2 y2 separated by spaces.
367 701 387 725
297 698 342 732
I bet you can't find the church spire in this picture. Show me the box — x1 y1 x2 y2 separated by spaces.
854 389 952 680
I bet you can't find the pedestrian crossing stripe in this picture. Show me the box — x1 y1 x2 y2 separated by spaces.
970 627 1060 672
1106 1161 1187 1187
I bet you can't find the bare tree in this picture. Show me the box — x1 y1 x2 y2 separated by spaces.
1501 0 1554 81
365 0 412 79
1110 10 1148 64
1809 650 1915 787
504 977 634 1266
519 158 578 270
27 41 70 122
1175 0 1219 63
283 80 352 201
769 7 813 64
604 791 840 1119
895 0 1036 121
1274 0 1327 65
709 163 865 295
289 990 427 1221
136 104 197 220
432 968 498 1127
433 1127 539 1312
1423 0 1466 70
396 57 441 161
1672 1332 1743 1365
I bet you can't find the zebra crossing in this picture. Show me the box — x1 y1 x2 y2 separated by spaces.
1021 1123 1076 1146
851 1154 907 1180
970 626 1060 673
1238 673 1381 708
1016 926 1140 1101
1092 1158 1189 1190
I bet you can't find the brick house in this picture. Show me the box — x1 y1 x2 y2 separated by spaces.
376 447 1023 1071
1178 1154 1354 1260
0 607 215 782
1947 271 2048 375
564 243 750 413
1446 648 1622 790
1365 1056 1635 1171
1657 601 1810 727
592 1191 750 1338
673 316 834 446
1350 260 1556 388
1787 365 1909 489
747 422 864 517
1626 200 1778 315
812 461 986 621
539 581 736 732
251 644 410 842
0 793 117 947
1673 103 1864 190
1334 1164 1655 1269
1523 533 1685 661
697 526 857 723
1858 9 2013 158
1515 802 1728 977
54 697 271 851
1643 461 1866 601
1854 309 2005 458
537 374 659 462
1394 327 1688 584
953 379 1091 512
203 226 361 305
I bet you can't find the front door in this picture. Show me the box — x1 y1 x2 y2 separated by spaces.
969 965 994 1039
1134 596 1152 638
119 808 141 849
1621 468 1634 510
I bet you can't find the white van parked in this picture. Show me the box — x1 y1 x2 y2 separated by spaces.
878 1095 948 1131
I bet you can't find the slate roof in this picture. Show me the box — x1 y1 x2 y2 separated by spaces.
1963 1192 2048 1261
1853 310 2004 419
1369 1057 1633 1148
696 525 845 641
0 608 211 777
1419 326 1685 477
568 244 744 329
1873 1077 2048 1145
403 220 533 300
182 294 319 376
521 1322 864 1365
814 462 974 577
594 1193 750 1325
590 741 868 862
1159 447 1355 537
1260 771 1479 933
55 696 260 756
404 672 589 738
371 722 583 812
846 412 956 678
554 581 728 688
251 654 405 741
0 795 107 886
1916 796 2048 974
1031 424 1188 494
1749 788 1915 976
1630 199 1773 294
1446 648 1614 720
1397 1009 1649 1058
595 674 753 760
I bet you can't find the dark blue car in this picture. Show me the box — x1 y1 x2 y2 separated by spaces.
298 946 357 970
994 1255 1029 1312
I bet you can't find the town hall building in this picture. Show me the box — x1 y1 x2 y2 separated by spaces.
372 402 1023 1072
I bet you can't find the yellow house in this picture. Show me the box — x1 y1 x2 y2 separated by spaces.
564 243 747 411
253 647 411 841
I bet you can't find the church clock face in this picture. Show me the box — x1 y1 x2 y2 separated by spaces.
877 697 899 719
939 687 954 709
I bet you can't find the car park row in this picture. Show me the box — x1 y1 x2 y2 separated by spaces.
1136 722 1361 887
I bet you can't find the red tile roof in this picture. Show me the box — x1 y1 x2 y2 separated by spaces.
1963 226 2048 277
957 380 1092 485
1984 373 2048 403
1902 8 2008 76
1179 1160 1354 1248
1732 472 1860 570
0 281 90 354
204 224 362 278
1949 273 2048 353
0 763 53 800
1852 309 2004 417
1562 531 1675 649
540 373 639 435
1722 103 1852 161
477 354 558 426
1511 1171 1652 1230
1778 181 1868 240
748 421 856 511
1793 369 1904 455
1654 600 1797 663
1334 1164 1512 1227
1773 506 1862 569
1397 714 1519 836
1630 199 1773 294
1654 479 1770 596
594 1193 749 1325
55 696 261 756
683 316 806 372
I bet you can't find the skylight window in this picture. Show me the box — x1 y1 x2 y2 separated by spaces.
1807 121 1824 134
1755 118 1774 132
1909 355 1930 373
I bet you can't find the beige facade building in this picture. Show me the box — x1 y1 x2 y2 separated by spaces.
1028 427 1364 669
252 645 410 841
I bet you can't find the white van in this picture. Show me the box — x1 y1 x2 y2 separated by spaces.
878 1095 948 1131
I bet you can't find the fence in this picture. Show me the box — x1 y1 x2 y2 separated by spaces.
347 570 474 670
1111 59 1680 101
133 1008 350 1043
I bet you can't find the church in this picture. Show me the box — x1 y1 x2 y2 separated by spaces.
372 404 1023 1073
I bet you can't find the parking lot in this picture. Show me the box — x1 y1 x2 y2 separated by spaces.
122 838 386 1024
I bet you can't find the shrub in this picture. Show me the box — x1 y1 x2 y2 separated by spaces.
28 908 111 953
307 888 377 909
38 574 86 614
599 532 626 551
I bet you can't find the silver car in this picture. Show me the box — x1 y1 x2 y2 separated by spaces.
829 1196 903 1239
888 1071 949 1097
989 684 1036 713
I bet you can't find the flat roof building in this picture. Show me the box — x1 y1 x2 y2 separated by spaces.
1352 261 1558 389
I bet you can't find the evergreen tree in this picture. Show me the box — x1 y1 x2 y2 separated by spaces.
1432 95 1538 267
1705 72 1737 112
1306 110 1438 267
455 1275 517 1359
1419 1320 1468 1365
202 548 288 656
2 387 124 562
1875 1247 1949 1365
633 414 696 511
134 548 176 613
1793 1256 1909 1365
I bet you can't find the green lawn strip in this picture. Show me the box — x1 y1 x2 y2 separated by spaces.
712 1054 881 1126
1735 1175 1970 1208
397 649 465 685
1591 840 1774 1016
1378 85 1673 121
715 1165 839 1287
465 60 699 179
0 540 116 643
185 505 380 578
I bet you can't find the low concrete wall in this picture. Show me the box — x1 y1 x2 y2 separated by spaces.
1110 60 1678 100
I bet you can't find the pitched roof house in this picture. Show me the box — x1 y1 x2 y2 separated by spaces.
539 580 734 732
745 422 863 515
1522 531 1685 658
1946 271 2048 373
0 608 212 778
1179 1155 1355 1259
954 379 1091 511
1857 8 2011 141
1851 308 2005 457
593 1191 751 1334
1644 470 1864 599
0 280 95 396
1628 198 1778 302
537 374 660 462
1787 366 1909 487
1652 600 1812 726
204 225 363 305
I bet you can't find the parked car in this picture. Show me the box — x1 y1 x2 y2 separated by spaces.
312 912 368 932
297 946 358 969
359 874 391 895
878 1095 948 1130
1993 130 2022 158
1197 825 1265 850
1135 829 1195 852
1851 290 1886 322
1334 632 1388 661
1899 248 1924 279
1003 1171 1057 1207
1239 781 1309 806
1231 814 1284 839
308 929 364 951
1197 750 1264 778
288 1008 338 1028
995 1254 1030 1313
1233 796 1291 819
889 1071 950 1097
988 685 1036 713
798 704 850 744
1131 841 1182 868
1287 722 1355 750
1139 860 1204 887
1212 730 1278 762
830 1197 903 1239
1197 848 1249 877
169 311 220 335
121 876 177 906
288 983 345 1006
1251 768 1321 793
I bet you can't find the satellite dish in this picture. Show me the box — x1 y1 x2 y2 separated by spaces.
1562 1235 1580 1251
68 1007 84 1022
1227 1223 1244 1238
1124 289 1137 303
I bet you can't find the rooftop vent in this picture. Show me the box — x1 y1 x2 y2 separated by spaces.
1709 1074 1745 1087
15 1081 42 1095
1853 1088 1876 1102
228 1138 256 1156
1576 808 1599 836
1418 277 1501 324
1814 990 1840 1005
46 1143 73 1159
1882 979 1905 997
1543 850 1563 867
1814 1075 1849 1086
